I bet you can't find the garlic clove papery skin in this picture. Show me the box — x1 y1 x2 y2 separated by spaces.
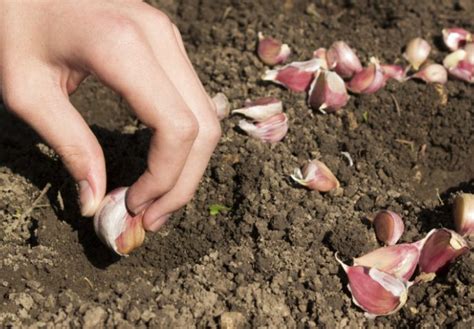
443 48 474 83
453 193 474 237
212 92 231 120
372 210 404 245
291 159 340 192
418 228 469 275
94 187 146 256
313 47 330 70
353 244 420 282
411 63 448 84
381 64 406 82
442 28 472 51
326 41 363 79
257 32 291 66
337 256 411 318
403 37 431 71
308 70 350 113
347 58 386 94
262 58 323 92
232 97 283 121
238 113 288 143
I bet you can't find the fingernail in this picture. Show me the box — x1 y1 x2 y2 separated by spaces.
78 180 96 217
148 214 171 232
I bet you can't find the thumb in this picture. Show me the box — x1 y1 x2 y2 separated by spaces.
4 84 106 216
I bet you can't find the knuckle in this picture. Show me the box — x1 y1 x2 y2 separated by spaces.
145 8 173 31
102 15 144 49
200 117 222 145
172 112 199 143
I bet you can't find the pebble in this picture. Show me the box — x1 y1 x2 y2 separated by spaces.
83 306 107 329
220 312 246 329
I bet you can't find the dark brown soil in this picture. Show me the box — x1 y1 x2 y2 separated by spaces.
0 0 473 327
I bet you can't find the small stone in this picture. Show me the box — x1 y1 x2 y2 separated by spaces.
113 282 127 295
355 195 374 211
141 310 155 323
17 293 34 310
126 306 141 323
220 312 246 329
83 306 107 329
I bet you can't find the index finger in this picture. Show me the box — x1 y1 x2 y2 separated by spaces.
81 19 198 214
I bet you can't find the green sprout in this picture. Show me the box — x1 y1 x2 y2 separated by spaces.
209 204 230 216
362 111 369 123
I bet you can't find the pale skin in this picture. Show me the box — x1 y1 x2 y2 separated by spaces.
0 0 221 231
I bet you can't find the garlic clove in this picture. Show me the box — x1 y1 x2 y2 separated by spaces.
354 244 420 282
238 113 288 143
347 57 386 94
381 64 406 82
442 28 472 51
326 41 363 79
418 228 469 275
308 70 349 113
403 37 431 71
291 159 339 192
411 63 448 84
232 97 283 121
212 92 231 120
94 187 146 256
262 58 323 92
453 193 474 237
313 47 330 70
337 256 411 318
443 48 474 83
372 210 404 245
257 32 291 66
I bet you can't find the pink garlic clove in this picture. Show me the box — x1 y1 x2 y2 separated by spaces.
291 159 339 192
442 28 472 51
381 64 406 82
308 70 350 113
262 58 323 92
232 97 283 121
257 32 291 66
337 256 411 318
212 92 230 120
443 48 474 83
238 113 288 143
94 187 146 256
410 63 448 84
453 193 474 237
372 210 404 245
313 47 330 70
354 244 420 282
347 57 386 94
326 41 363 79
418 228 469 275
403 37 431 71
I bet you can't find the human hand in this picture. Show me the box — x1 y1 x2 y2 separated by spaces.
0 0 221 231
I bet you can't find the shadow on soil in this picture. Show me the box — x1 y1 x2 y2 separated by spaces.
0 104 225 273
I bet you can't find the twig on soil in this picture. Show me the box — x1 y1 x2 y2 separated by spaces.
395 139 415 152
390 94 401 116
57 190 65 212
19 183 51 221
83 277 94 289
222 7 232 20
340 152 354 167
435 188 444 205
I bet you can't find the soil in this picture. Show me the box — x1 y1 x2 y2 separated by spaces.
0 0 473 327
